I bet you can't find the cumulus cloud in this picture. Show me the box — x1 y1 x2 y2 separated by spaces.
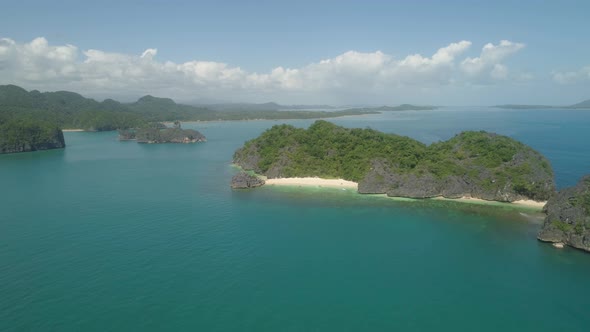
0 37 526 103
552 66 590 84
460 40 525 82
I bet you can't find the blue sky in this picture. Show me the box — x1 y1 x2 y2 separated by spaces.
1 0 589 105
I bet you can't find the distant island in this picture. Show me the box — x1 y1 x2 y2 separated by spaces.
0 117 65 154
538 175 590 252
344 104 438 112
119 121 206 144
232 120 555 203
494 99 590 109
0 84 380 133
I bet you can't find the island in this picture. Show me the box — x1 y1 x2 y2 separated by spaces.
232 120 555 203
494 98 590 109
0 118 65 154
344 104 438 112
118 121 206 144
538 175 590 252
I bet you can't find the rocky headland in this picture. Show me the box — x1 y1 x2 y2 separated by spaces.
0 119 65 154
538 176 590 252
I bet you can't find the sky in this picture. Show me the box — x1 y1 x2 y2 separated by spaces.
1 0 589 105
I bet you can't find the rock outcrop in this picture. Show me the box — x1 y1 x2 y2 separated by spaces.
0 122 65 154
538 176 590 252
231 172 265 189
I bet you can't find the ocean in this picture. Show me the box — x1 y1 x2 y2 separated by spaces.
1 107 589 331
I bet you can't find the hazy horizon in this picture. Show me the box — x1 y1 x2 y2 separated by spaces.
1 0 589 106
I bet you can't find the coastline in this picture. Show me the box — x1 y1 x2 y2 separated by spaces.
259 176 546 210
62 129 85 132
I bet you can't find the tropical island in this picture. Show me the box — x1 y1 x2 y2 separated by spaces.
118 121 206 144
232 120 555 203
232 120 590 252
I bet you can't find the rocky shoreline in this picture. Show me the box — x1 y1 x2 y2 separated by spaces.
537 176 590 252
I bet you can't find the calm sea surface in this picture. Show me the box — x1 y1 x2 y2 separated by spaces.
1 107 590 331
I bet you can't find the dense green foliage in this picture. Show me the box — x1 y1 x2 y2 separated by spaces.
235 121 552 193
0 85 376 132
238 121 426 181
0 116 64 153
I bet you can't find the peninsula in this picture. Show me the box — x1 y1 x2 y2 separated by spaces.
232 120 555 204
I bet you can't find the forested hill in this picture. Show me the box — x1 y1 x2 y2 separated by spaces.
0 85 378 131
0 85 143 131
233 120 556 202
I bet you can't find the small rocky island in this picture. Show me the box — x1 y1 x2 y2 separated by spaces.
233 120 555 202
118 121 206 144
538 176 590 252
0 118 65 154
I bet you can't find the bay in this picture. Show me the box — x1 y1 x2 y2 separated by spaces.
1 107 590 331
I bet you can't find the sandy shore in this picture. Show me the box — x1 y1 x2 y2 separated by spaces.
262 176 546 209
62 129 85 132
264 177 358 189
433 196 546 209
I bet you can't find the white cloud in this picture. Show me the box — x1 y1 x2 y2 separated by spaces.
552 66 590 84
0 37 527 103
461 40 525 81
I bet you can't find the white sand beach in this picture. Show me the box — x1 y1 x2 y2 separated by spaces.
264 177 358 189
62 129 85 132
434 196 546 209
263 176 546 209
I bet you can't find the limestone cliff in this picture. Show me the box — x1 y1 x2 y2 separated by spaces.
538 176 590 252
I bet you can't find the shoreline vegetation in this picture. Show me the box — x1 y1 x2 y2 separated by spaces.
258 175 546 209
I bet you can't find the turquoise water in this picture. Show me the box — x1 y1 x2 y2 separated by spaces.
1 108 590 331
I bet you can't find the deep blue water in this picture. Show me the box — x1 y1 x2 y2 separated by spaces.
1 107 589 331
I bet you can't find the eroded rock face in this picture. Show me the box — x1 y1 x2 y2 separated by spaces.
358 155 555 203
231 172 265 189
538 176 590 252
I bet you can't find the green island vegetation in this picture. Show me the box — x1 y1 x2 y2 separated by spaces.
119 121 206 144
538 175 590 252
0 84 380 133
0 116 65 153
233 120 555 202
